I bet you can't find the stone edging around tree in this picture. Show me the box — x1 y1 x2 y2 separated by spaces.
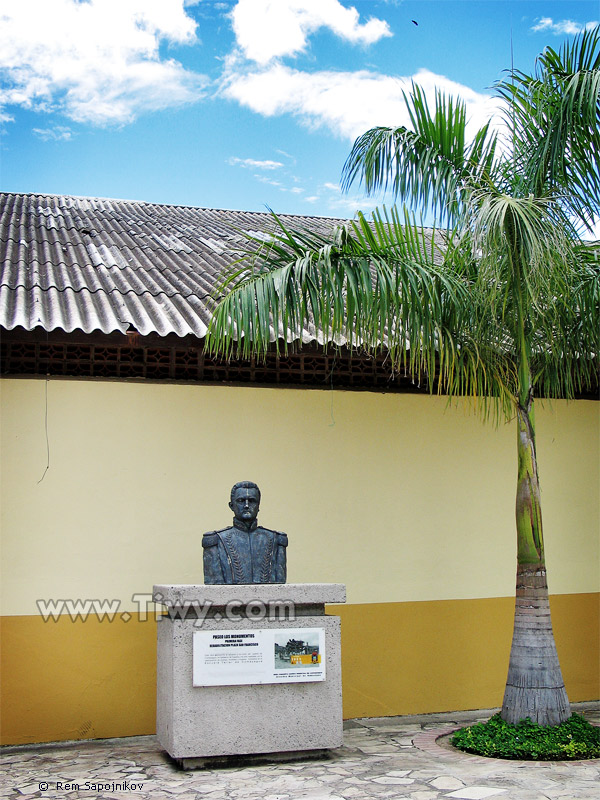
413 726 600 765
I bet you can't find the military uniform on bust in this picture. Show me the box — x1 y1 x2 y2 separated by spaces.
202 481 287 585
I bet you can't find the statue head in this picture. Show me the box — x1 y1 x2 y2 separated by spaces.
229 481 261 525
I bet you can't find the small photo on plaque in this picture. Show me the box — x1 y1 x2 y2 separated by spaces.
274 631 321 669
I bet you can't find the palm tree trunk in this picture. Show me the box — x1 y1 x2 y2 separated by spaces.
501 397 571 726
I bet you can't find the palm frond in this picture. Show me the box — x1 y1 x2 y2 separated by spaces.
497 27 600 228
341 84 498 224
207 208 468 382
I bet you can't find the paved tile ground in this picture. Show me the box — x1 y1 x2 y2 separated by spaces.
1 703 598 800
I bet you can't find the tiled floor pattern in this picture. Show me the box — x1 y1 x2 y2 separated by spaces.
2 704 598 800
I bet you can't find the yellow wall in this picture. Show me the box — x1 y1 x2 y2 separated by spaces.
1 595 597 745
1 378 598 743
335 593 599 719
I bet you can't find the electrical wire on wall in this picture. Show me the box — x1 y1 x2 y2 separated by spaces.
37 329 51 483
37 373 50 484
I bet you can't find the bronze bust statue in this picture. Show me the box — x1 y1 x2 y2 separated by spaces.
202 482 287 584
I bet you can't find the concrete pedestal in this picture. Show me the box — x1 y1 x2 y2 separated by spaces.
154 583 345 768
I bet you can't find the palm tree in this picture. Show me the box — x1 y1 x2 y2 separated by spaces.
207 31 600 726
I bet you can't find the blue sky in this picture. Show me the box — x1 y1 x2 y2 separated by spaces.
1 0 599 219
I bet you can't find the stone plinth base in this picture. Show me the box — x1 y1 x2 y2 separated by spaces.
154 583 345 764
176 748 330 771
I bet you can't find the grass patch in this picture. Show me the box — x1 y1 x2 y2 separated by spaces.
450 713 600 760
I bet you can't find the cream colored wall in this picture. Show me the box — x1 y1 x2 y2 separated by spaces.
1 378 598 615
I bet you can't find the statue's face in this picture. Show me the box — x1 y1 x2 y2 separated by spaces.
229 487 260 523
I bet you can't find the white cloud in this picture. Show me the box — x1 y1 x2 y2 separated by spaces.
320 179 379 215
228 156 284 169
228 150 319 196
231 0 391 65
531 17 599 35
328 195 379 214
275 149 296 162
221 63 500 142
32 125 73 141
0 0 206 125
254 174 283 187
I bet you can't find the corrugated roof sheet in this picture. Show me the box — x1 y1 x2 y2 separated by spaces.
0 193 347 338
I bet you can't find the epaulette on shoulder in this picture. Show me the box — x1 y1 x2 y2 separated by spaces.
202 532 220 547
258 526 285 537
275 531 288 546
